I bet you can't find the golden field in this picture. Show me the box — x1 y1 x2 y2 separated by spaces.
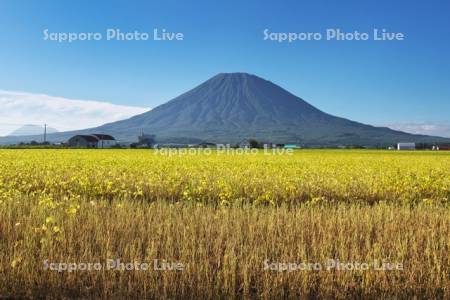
0 149 449 299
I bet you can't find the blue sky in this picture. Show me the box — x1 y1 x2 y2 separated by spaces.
0 0 449 135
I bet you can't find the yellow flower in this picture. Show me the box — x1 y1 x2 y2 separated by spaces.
11 258 22 268
422 198 434 206
45 216 56 224
66 207 78 215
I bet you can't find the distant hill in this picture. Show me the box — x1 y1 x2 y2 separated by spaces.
8 124 58 136
1 73 450 146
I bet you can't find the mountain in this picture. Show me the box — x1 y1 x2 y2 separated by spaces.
1 72 449 146
8 124 58 136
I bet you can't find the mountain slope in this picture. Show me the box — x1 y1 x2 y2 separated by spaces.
1 73 449 146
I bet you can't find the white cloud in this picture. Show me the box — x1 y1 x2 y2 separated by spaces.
386 122 450 138
0 90 150 136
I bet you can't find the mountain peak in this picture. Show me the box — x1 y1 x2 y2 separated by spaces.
210 72 264 83
215 72 256 77
8 124 58 136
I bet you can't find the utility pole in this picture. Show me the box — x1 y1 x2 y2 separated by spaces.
43 124 47 144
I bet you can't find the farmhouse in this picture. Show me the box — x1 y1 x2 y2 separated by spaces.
433 145 450 151
68 135 99 148
91 134 116 148
397 142 416 150
68 134 116 148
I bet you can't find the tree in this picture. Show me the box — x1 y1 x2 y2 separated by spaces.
248 139 259 149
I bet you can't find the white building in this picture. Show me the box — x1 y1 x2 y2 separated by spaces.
91 134 117 148
397 142 416 150
68 134 116 148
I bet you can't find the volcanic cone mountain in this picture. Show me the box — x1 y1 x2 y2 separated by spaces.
2 73 449 146
92 73 448 145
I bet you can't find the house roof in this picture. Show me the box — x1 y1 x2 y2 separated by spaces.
91 134 115 140
71 135 99 143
